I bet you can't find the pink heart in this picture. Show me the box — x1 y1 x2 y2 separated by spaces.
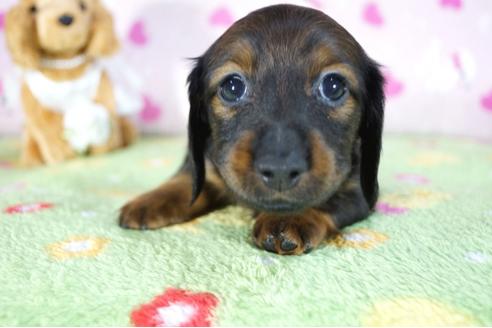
140 95 162 123
440 0 462 10
383 72 404 98
128 20 148 46
363 3 384 26
451 52 462 70
306 0 323 9
480 90 492 112
0 11 5 30
209 7 234 27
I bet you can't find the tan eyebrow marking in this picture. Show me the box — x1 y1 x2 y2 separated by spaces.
320 63 359 89
208 61 245 88
208 38 255 87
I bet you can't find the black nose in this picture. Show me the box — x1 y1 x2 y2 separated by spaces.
254 126 308 192
255 155 307 192
58 15 74 26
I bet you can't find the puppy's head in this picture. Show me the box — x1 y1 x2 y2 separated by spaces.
5 0 118 68
188 5 384 212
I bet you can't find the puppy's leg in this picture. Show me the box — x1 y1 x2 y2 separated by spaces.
254 168 371 255
119 161 231 230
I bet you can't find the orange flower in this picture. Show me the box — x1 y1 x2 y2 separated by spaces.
46 236 109 260
330 229 388 249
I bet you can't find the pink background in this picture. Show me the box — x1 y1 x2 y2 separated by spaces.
1 0 491 139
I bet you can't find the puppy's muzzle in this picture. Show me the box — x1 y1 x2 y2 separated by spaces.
254 126 308 192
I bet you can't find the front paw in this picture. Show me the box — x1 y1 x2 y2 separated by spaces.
119 194 185 230
253 210 336 255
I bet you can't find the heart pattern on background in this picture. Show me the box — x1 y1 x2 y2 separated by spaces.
383 71 405 98
209 7 234 27
363 3 384 26
128 20 149 46
480 90 492 112
0 1 491 140
0 11 5 30
440 0 462 10
140 95 162 123
305 0 323 9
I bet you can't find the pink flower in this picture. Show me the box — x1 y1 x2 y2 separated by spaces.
4 202 54 214
131 288 219 327
376 202 408 215
395 173 430 185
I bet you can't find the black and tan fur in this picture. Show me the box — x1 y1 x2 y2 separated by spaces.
120 4 385 255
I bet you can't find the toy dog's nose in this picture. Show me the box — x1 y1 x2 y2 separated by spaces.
58 15 74 26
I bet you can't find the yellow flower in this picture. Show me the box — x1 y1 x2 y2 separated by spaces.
144 158 172 168
362 297 478 326
46 236 109 260
330 229 388 249
380 188 450 209
410 151 459 167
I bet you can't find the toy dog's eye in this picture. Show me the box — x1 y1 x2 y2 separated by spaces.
219 74 247 103
319 73 347 102
80 1 87 11
29 5 37 14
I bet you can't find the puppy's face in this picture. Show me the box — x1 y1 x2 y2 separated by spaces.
188 5 384 213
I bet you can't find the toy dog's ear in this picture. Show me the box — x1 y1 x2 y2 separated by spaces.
359 59 385 209
187 57 211 203
5 0 41 69
86 0 119 58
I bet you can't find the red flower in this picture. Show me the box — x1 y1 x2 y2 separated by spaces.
4 202 54 214
131 288 219 327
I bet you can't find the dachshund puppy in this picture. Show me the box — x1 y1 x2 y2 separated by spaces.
120 4 385 255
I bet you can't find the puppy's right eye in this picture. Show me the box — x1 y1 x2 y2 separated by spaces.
219 74 247 103
29 5 37 14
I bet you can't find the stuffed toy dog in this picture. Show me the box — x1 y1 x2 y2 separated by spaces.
5 0 139 165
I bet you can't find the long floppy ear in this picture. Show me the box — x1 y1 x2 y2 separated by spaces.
359 59 385 209
86 0 119 58
5 0 41 69
187 57 211 203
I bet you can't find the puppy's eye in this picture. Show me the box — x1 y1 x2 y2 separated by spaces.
219 74 246 103
29 5 37 14
320 73 347 102
80 1 87 11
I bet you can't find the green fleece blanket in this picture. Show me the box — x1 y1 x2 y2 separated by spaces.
0 134 491 326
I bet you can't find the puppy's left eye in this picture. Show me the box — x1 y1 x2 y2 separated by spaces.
319 73 347 102
79 1 87 11
219 74 247 103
